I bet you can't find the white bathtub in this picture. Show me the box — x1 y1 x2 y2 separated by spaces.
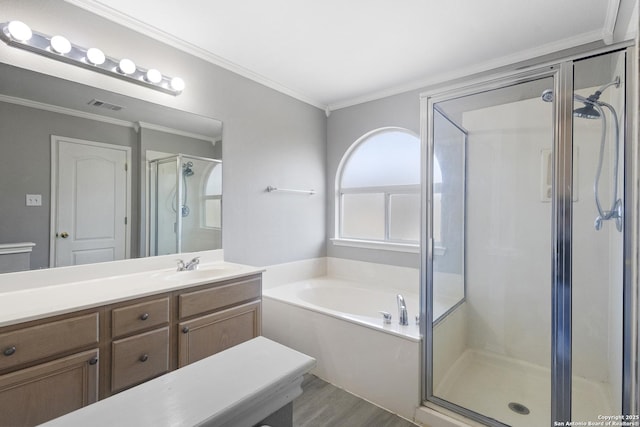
261 258 465 423
264 277 421 340
262 275 422 421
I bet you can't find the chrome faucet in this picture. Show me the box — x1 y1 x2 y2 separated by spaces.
397 294 408 326
177 257 200 271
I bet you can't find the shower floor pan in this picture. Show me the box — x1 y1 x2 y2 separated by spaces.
434 349 612 427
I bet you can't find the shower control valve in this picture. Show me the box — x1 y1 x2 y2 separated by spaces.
379 311 392 324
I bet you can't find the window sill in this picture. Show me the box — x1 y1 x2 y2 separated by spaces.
330 238 447 256
330 238 420 253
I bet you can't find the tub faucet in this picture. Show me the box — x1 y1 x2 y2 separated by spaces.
397 294 408 326
177 257 200 271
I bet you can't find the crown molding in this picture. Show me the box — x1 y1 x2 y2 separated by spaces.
328 28 608 111
65 0 626 113
137 121 217 144
0 93 134 128
64 0 327 110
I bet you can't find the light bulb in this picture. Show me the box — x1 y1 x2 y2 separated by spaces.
86 47 105 65
145 68 162 84
170 77 185 92
50 35 71 54
7 21 32 42
118 58 136 75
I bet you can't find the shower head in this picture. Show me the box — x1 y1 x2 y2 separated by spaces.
541 89 554 103
182 161 194 177
573 103 601 119
573 76 619 119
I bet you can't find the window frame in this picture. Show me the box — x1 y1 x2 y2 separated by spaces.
333 127 421 252
200 161 223 231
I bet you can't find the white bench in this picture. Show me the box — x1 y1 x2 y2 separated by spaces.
41 337 316 427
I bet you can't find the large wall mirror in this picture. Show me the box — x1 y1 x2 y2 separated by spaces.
0 62 223 273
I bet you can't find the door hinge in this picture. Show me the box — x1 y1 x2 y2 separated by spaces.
124 217 128 225
124 163 128 171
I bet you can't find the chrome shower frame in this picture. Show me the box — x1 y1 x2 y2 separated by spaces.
419 44 638 426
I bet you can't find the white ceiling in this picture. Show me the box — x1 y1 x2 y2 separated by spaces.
66 0 634 111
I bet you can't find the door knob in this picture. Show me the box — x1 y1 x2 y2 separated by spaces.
59 232 69 238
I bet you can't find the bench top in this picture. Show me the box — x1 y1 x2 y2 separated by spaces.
41 337 316 427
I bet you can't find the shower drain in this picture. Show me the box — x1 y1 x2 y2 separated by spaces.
508 402 530 415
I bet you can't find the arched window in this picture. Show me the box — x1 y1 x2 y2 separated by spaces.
335 128 423 248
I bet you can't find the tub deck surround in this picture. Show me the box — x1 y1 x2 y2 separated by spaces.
261 257 429 422
40 336 317 427
265 277 420 341
0 251 264 327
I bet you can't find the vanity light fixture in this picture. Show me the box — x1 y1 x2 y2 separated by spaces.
145 68 162 84
117 58 136 75
86 47 106 65
170 77 186 92
0 20 185 95
6 20 31 42
50 35 71 54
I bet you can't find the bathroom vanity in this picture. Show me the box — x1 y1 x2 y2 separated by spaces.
0 258 263 426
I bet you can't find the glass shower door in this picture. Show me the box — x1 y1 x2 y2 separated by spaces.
427 75 556 426
424 48 634 426
149 156 180 256
571 51 626 422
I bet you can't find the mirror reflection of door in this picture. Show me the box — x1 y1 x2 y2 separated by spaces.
51 136 131 267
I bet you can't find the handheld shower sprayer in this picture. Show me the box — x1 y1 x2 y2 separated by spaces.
539 76 622 232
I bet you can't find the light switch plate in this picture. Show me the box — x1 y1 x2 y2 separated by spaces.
26 194 42 206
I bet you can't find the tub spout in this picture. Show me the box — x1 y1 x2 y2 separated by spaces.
397 294 408 326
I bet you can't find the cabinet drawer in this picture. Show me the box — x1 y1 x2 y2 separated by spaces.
112 297 169 338
0 313 99 371
111 327 169 392
179 276 261 319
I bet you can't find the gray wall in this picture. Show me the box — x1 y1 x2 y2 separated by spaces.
1 0 326 267
327 90 422 268
0 101 138 269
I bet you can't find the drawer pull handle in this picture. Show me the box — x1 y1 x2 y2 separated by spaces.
89 357 98 365
140 313 149 321
3 346 16 356
182 326 189 334
139 354 149 362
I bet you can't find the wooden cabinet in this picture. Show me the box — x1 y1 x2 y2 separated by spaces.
0 349 99 426
0 312 99 427
0 313 99 371
0 272 262 425
178 301 261 367
111 327 169 392
178 275 262 368
109 296 170 393
111 297 169 337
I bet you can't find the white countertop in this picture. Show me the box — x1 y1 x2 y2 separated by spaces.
0 259 264 327
40 336 316 427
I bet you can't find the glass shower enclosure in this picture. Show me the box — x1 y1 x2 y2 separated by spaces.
421 47 636 426
148 154 222 256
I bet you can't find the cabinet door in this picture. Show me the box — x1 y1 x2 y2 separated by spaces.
0 349 99 426
178 301 261 368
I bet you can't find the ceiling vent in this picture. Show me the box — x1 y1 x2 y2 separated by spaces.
88 99 123 111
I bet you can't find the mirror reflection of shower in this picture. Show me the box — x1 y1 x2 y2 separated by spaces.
540 77 622 231
176 161 195 218
149 154 222 255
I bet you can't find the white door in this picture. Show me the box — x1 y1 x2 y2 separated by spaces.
51 136 131 267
